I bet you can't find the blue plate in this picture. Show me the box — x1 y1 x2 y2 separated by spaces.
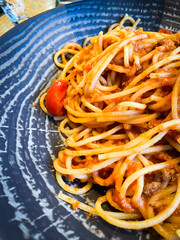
0 0 179 239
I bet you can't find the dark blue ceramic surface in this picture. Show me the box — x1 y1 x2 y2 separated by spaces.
0 0 179 239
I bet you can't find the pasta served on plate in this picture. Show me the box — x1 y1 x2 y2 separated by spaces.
40 14 180 240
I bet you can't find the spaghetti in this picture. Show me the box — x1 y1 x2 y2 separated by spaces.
40 14 180 239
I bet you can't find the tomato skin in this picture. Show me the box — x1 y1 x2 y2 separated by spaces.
158 29 173 35
45 80 67 116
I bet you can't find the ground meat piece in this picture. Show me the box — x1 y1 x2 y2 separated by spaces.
161 167 175 182
143 181 161 197
157 38 176 52
170 32 180 47
153 166 176 183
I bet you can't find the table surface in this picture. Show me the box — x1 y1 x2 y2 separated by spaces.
0 1 76 37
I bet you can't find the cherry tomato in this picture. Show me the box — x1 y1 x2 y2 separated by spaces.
45 80 67 116
158 29 173 35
